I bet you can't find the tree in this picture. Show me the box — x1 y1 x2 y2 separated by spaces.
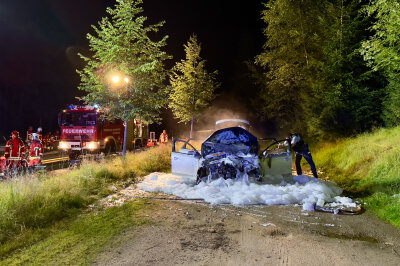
255 0 328 134
255 0 386 138
307 0 386 137
77 0 171 157
169 35 219 138
361 0 400 126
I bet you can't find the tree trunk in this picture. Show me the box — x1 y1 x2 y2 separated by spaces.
190 115 194 139
123 119 128 159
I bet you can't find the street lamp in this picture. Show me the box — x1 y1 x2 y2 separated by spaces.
107 72 132 158
109 74 130 88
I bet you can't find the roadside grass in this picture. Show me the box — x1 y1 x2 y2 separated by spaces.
0 144 171 259
0 200 149 265
313 126 400 227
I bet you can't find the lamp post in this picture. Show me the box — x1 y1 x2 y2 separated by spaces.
109 73 131 158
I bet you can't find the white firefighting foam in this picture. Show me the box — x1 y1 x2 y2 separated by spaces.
138 173 355 211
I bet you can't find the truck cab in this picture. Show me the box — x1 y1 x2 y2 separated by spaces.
58 105 148 159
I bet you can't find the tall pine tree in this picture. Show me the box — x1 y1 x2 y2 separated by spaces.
256 0 327 134
255 0 385 138
77 0 171 157
309 0 385 137
169 35 219 139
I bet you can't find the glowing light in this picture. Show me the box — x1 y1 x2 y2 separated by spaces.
111 76 120 83
59 142 68 150
87 142 97 150
124 77 129 83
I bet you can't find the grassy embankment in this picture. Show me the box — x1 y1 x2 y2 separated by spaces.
0 145 171 264
313 126 400 227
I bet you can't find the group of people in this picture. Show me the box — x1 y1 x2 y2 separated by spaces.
1 125 317 180
1 127 45 176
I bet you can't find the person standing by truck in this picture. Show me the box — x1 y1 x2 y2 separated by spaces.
287 133 318 179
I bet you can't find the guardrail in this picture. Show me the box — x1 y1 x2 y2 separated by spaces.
41 156 69 165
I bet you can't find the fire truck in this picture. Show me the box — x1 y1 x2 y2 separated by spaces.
58 105 148 159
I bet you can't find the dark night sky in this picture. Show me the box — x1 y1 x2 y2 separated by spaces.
0 0 265 139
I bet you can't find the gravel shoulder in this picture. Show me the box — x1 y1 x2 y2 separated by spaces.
95 197 400 266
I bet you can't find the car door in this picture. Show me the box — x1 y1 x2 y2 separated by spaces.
259 140 293 183
171 140 201 180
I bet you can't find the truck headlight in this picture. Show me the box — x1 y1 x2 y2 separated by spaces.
87 142 97 150
59 142 68 150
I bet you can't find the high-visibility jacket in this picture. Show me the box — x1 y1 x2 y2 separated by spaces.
28 140 43 166
0 157 6 172
29 140 43 159
159 133 168 144
26 129 33 143
4 138 25 160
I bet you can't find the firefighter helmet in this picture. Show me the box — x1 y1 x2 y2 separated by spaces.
32 133 39 141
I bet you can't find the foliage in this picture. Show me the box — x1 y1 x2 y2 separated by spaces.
313 126 400 228
364 193 400 229
255 0 327 133
361 0 400 126
169 35 219 127
310 0 386 137
77 0 171 123
255 0 386 138
314 126 400 192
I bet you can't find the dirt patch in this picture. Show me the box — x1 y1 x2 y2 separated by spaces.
322 232 380 243
95 198 400 266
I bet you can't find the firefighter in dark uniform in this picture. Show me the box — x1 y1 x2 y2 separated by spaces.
287 133 318 178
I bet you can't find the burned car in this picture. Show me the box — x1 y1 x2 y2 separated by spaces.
171 126 293 184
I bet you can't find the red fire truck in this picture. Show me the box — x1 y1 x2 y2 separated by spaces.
58 105 148 159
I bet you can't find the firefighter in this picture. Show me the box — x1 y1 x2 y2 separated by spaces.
4 131 26 171
37 127 43 141
28 133 43 168
146 139 155 147
159 130 168 144
0 156 6 178
26 126 33 144
286 133 318 179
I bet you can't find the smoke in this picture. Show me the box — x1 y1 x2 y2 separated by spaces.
166 93 279 140
195 93 278 139
197 95 253 130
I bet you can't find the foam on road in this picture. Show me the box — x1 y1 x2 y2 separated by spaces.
138 173 355 211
